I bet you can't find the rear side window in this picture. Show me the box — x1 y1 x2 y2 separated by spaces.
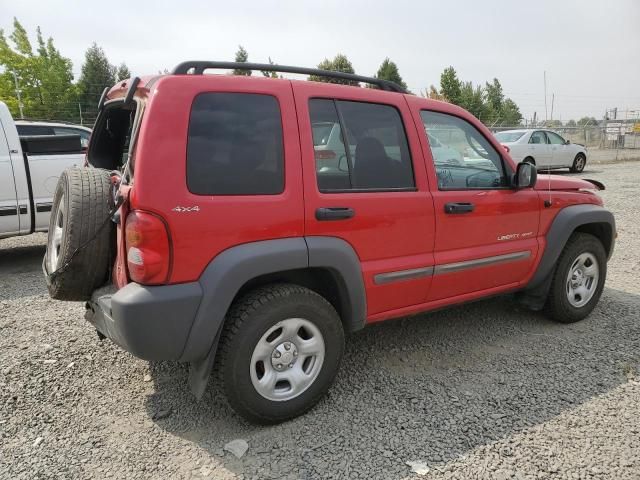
309 99 414 192
16 125 55 136
187 93 284 195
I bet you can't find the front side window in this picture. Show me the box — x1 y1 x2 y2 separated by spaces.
546 131 565 145
421 111 509 190
187 93 284 195
529 131 547 144
309 99 414 192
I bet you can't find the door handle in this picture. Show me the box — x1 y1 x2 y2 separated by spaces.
444 202 474 214
316 207 355 221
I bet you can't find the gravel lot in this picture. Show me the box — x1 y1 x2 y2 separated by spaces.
1 162 639 480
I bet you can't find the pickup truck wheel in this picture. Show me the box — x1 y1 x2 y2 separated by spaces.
544 233 606 323
218 283 344 424
570 153 586 173
45 167 114 301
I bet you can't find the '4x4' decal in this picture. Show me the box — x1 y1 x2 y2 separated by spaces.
172 206 200 213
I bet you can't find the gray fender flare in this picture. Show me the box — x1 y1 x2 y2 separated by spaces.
182 236 366 397
526 204 615 292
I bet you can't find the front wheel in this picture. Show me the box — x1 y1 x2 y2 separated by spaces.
218 284 345 424
570 153 586 173
544 233 606 323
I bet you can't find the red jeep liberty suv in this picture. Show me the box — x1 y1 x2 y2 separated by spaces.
44 61 615 424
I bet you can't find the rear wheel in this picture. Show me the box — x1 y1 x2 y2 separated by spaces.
45 167 114 301
218 284 344 424
544 233 606 323
523 157 536 165
570 153 586 173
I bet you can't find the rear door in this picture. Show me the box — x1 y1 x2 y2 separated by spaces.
293 83 435 318
407 99 540 302
27 153 83 230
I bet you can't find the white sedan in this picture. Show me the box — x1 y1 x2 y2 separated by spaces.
494 129 587 173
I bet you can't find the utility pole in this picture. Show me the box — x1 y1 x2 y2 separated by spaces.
550 93 555 122
78 103 83 125
11 72 24 119
543 71 548 123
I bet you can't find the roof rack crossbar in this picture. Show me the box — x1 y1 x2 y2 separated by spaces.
170 61 408 93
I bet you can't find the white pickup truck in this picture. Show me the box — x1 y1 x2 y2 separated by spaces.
1 102 85 239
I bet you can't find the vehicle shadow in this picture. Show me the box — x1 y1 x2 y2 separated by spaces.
144 286 640 479
0 241 48 301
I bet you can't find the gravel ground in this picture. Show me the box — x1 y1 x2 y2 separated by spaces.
1 162 639 480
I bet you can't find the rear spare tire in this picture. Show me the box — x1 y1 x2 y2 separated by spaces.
45 167 114 301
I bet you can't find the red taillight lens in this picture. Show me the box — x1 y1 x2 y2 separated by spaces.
125 210 171 285
314 149 337 160
502 144 510 153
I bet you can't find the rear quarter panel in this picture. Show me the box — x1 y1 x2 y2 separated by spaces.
131 76 304 284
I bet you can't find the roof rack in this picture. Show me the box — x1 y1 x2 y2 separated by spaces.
171 61 408 93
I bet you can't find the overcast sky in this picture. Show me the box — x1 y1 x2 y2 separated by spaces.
2 0 639 122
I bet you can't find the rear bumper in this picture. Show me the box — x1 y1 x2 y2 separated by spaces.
86 281 202 361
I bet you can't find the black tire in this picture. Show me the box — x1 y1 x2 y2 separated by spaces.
45 168 114 301
218 283 345 424
523 157 536 165
544 233 607 323
570 153 586 173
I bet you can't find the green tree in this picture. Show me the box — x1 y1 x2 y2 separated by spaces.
261 57 279 78
439 66 461 104
566 119 577 127
432 67 522 126
373 58 407 90
458 81 487 120
308 54 359 86
233 45 251 76
115 63 131 81
577 116 598 127
0 18 76 120
500 98 522 126
77 43 116 121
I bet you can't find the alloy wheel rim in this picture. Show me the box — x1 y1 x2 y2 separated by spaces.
47 195 64 273
566 252 599 308
250 317 325 402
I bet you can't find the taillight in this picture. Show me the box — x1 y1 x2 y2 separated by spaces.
502 144 510 153
125 210 171 285
314 149 336 160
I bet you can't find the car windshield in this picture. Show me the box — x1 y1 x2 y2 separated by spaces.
495 131 525 142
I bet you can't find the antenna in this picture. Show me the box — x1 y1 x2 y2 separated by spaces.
544 71 548 122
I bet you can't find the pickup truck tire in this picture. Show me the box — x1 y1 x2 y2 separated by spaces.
45 168 114 301
218 283 345 424
544 232 606 323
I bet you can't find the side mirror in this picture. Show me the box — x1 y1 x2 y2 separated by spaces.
565 139 571 145
515 162 537 189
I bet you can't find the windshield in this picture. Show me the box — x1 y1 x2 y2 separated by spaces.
495 131 525 143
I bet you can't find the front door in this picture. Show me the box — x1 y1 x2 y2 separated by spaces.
0 130 19 237
546 130 571 167
528 130 552 168
407 101 540 302
293 83 435 318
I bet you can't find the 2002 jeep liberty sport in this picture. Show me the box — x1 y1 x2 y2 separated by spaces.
43 61 615 424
